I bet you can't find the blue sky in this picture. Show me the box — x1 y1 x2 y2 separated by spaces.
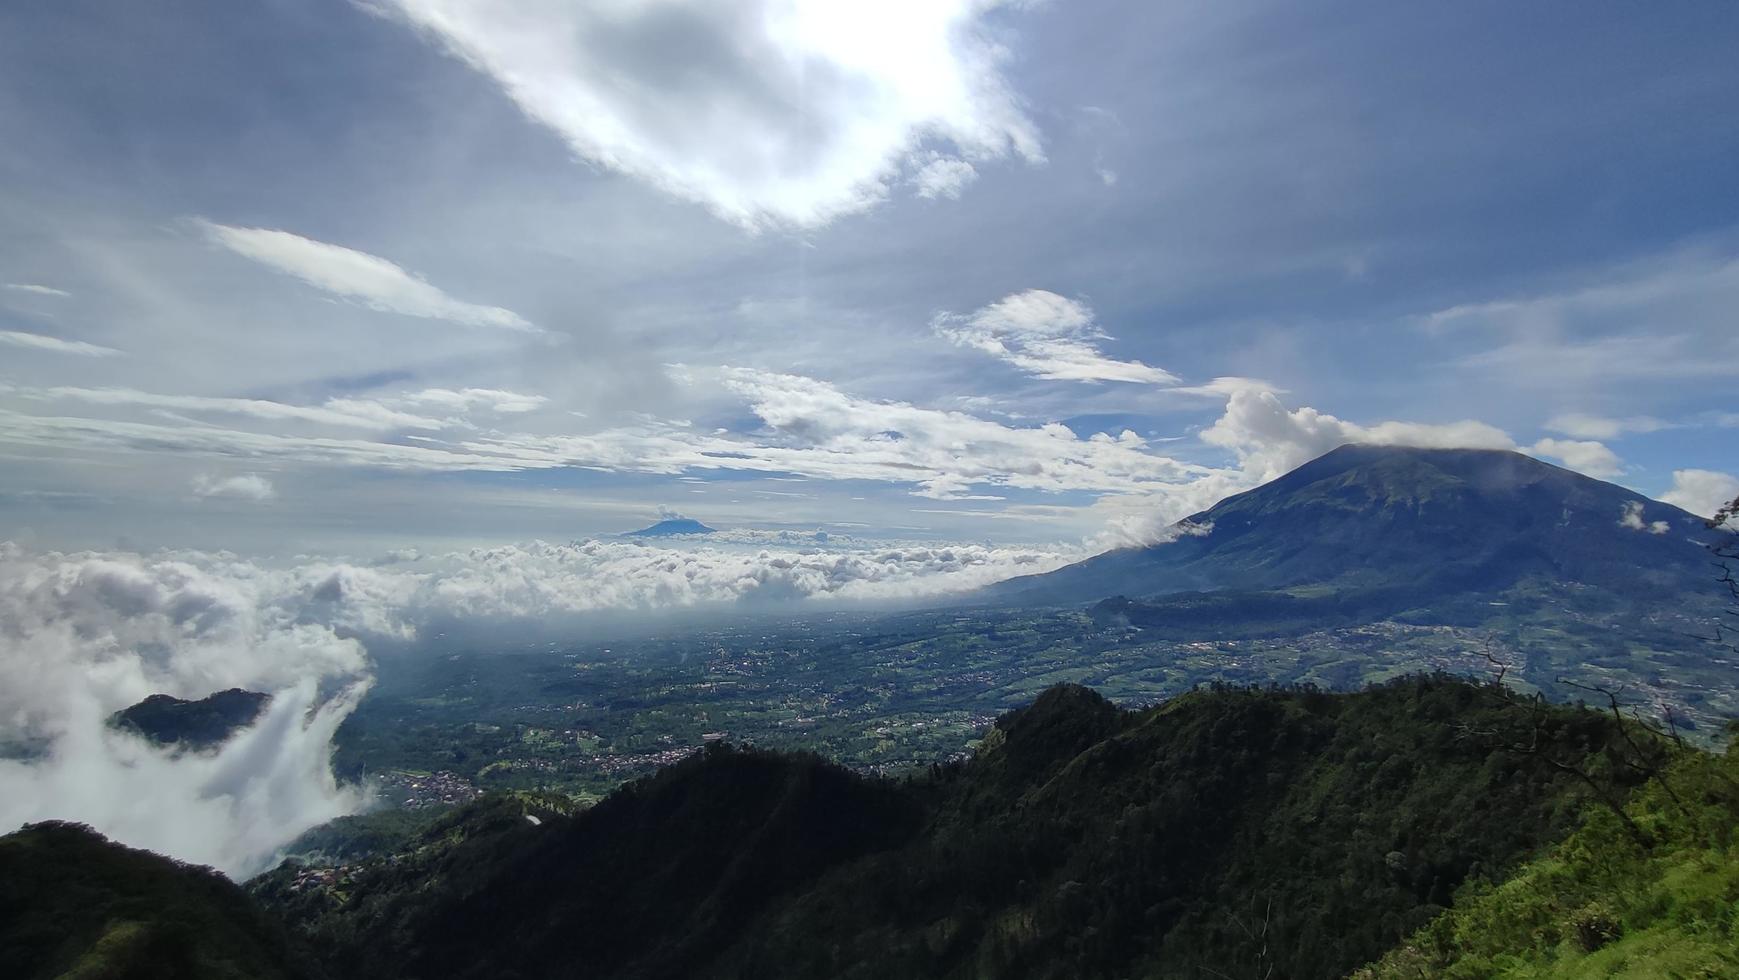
2 0 1737 555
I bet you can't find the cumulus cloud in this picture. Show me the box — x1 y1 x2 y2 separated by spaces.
1545 413 1671 441
373 0 1043 228
1617 501 1669 534
191 473 277 502
198 221 538 332
933 290 1178 383
1660 468 1739 521
912 155 979 199
1530 437 1624 479
1200 388 1514 483
0 329 121 358
0 544 373 876
402 537 1081 614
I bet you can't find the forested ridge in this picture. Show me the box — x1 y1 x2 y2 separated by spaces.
251 676 1662 980
7 675 1733 980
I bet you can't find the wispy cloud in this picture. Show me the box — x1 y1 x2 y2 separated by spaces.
198 221 538 332
0 330 121 358
934 290 1178 384
1545 413 1672 440
3 283 71 297
19 385 447 431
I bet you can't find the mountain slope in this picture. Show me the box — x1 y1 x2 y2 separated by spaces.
0 822 317 980
988 445 1721 608
258 677 1641 980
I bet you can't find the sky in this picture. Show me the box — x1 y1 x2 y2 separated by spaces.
1 0 1735 561
2 0 1738 876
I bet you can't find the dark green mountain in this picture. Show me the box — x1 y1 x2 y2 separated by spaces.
0 822 318 980
109 689 270 750
255 677 1642 980
987 445 1721 612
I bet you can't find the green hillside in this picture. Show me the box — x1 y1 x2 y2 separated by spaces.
1355 726 1739 979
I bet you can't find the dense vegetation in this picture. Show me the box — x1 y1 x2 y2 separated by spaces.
257 676 1644 980
109 689 270 750
0 822 317 980
1356 726 1739 978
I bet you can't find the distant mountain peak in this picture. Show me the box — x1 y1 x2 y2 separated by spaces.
625 517 717 537
984 443 1719 609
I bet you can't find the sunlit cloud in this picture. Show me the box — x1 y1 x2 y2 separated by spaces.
373 0 1043 228
934 290 1177 384
1201 388 1514 483
1531 437 1624 479
1660 468 1739 520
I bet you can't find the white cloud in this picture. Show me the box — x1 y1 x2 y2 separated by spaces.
0 531 1080 878
402 537 1082 614
374 0 1043 228
1530 437 1624 479
192 473 277 502
0 330 121 358
198 221 538 332
934 289 1178 383
1617 500 1669 534
1660 468 1739 521
2 283 71 297
0 544 373 877
912 155 978 199
0 679 369 879
1201 388 1514 483
1545 413 1671 440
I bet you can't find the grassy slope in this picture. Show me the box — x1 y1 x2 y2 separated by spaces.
1353 734 1739 979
